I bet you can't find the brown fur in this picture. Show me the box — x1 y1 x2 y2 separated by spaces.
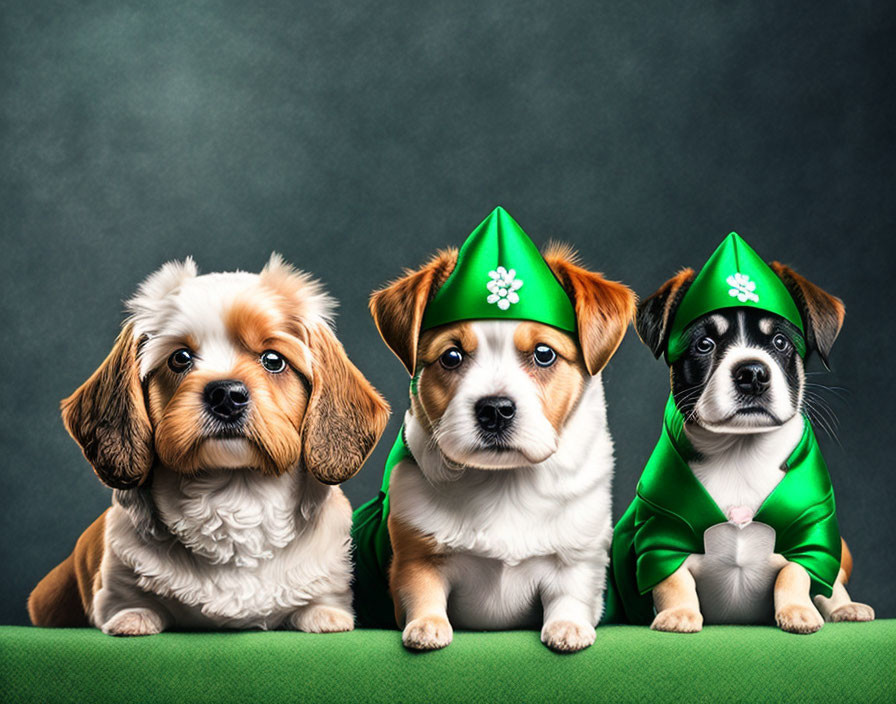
542 244 637 375
769 261 845 368
513 322 588 431
388 515 447 628
28 511 107 627
369 249 458 374
840 538 853 583
300 326 390 484
410 320 590 436
60 324 154 489
412 323 478 429
142 294 388 483
633 268 696 359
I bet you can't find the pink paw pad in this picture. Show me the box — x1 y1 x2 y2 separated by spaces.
726 505 754 526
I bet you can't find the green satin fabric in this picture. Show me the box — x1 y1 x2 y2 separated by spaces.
420 207 577 332
611 395 841 625
666 232 806 362
350 427 411 628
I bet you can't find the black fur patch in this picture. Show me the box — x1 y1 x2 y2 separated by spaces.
671 309 804 422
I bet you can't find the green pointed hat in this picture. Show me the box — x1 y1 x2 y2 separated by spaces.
421 207 576 332
665 232 805 362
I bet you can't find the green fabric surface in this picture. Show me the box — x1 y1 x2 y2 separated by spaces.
2 624 893 704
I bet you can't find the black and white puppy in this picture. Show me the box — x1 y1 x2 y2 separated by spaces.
636 263 874 633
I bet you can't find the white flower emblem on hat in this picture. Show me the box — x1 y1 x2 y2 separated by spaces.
486 266 524 311
727 272 759 303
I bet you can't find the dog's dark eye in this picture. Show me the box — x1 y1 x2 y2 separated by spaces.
772 334 790 352
439 347 464 370
260 350 287 373
695 337 715 354
533 344 557 367
168 348 193 373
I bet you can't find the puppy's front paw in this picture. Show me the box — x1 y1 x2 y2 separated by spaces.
290 605 355 633
776 603 824 633
402 615 453 651
651 607 703 633
541 620 596 652
829 602 875 623
102 608 164 636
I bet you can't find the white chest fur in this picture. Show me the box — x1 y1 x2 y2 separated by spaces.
102 467 352 630
390 378 615 629
684 416 804 623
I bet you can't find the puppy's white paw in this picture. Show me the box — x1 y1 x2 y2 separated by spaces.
290 605 355 633
829 602 875 623
541 619 596 652
651 607 703 633
102 608 164 636
776 603 824 633
402 615 453 651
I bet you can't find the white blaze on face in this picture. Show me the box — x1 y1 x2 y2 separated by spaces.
694 342 801 433
433 321 559 469
133 272 262 379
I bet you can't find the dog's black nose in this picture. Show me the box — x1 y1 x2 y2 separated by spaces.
204 380 250 422
732 361 771 396
475 396 516 434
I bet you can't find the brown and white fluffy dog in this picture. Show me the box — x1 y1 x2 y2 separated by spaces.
28 255 389 635
370 246 635 652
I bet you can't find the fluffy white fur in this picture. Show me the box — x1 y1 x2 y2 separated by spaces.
391 321 614 650
95 469 353 632
92 256 353 635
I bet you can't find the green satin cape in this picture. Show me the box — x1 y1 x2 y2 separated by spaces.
611 395 841 624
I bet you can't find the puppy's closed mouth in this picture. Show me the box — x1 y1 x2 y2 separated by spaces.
700 407 791 434
197 437 262 469
204 429 247 440
732 406 778 420
441 442 557 471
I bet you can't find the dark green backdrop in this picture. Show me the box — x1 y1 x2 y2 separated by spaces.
2 1 893 625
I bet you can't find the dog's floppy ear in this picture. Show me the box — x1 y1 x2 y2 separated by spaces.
635 269 696 359
369 249 458 374
543 244 637 375
61 323 154 489
300 324 390 484
770 262 845 369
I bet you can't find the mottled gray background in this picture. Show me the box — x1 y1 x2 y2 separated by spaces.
2 1 894 625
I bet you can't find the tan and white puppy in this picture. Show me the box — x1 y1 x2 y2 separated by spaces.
28 255 389 635
370 246 635 652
